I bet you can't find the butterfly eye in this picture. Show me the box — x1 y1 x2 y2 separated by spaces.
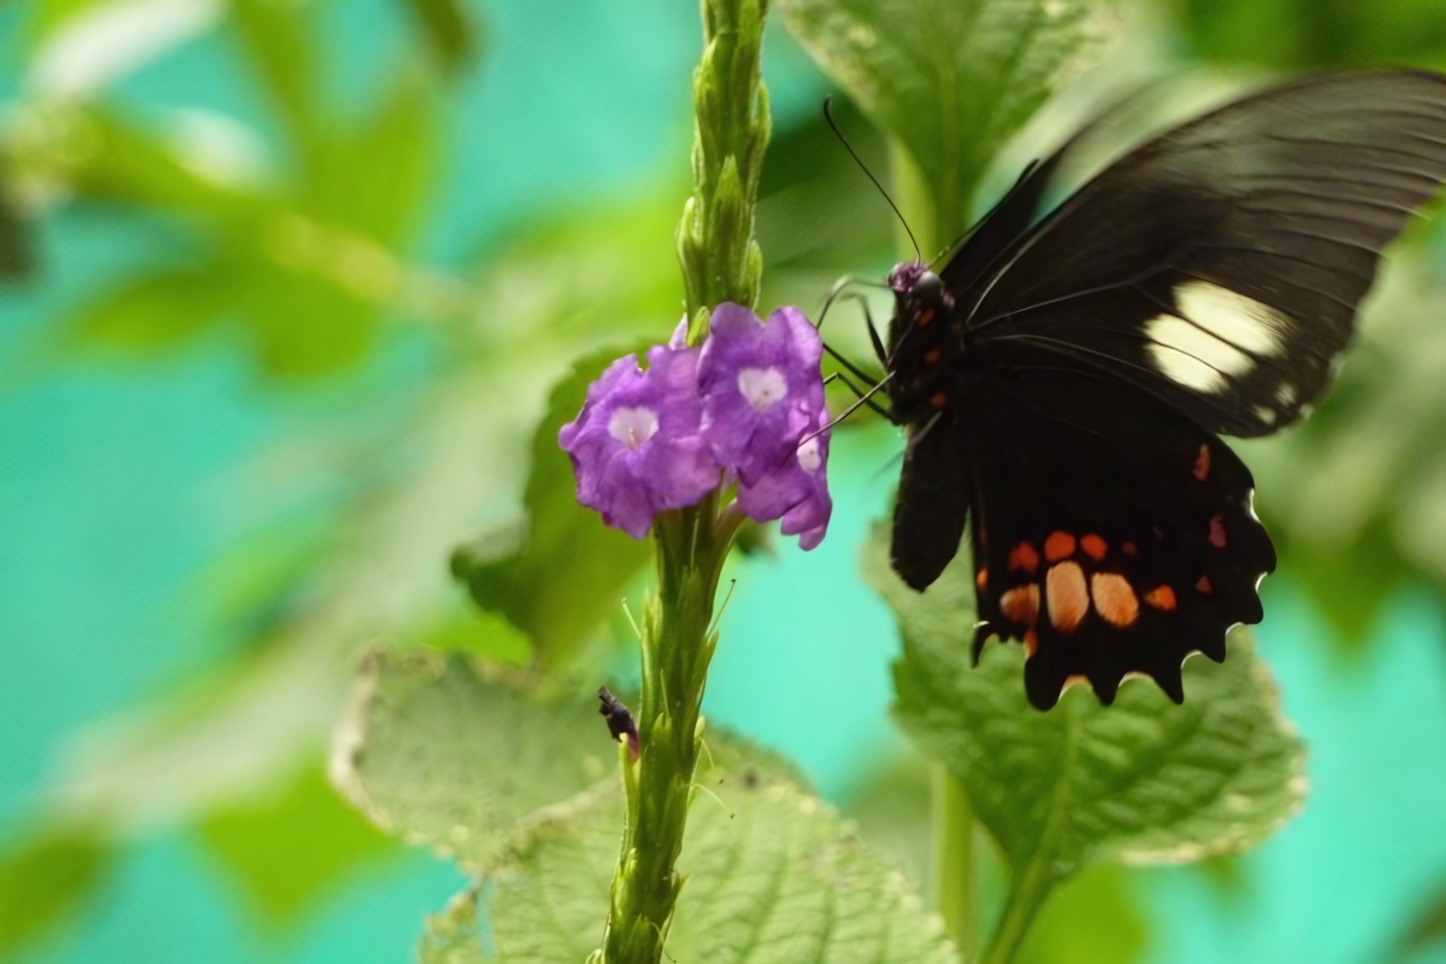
911 270 944 304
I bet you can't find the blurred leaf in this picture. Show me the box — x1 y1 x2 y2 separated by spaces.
230 0 320 152
451 345 655 666
777 0 1120 242
1397 881 1446 959
1017 865 1147 964
232 258 379 377
304 67 440 245
200 767 397 928
332 650 613 875
0 825 109 953
843 748 934 887
1274 518 1419 655
865 524 1307 932
49 104 265 217
422 604 534 666
401 0 481 77
1173 0 1446 71
66 263 234 350
418 770 954 963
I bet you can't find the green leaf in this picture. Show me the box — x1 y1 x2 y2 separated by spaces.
864 524 1306 947
421 775 955 963
1395 880 1446 959
400 0 482 77
451 346 655 666
66 264 235 350
303 67 440 245
777 0 1120 243
332 651 615 875
0 825 110 953
199 767 398 927
230 0 321 152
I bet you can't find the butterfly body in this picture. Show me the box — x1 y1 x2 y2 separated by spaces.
881 70 1446 710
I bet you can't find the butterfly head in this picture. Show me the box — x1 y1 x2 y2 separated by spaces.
884 261 958 423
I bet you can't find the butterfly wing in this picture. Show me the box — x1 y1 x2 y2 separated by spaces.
958 345 1274 709
964 70 1446 436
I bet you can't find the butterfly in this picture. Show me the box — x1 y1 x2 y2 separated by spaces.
875 70 1446 710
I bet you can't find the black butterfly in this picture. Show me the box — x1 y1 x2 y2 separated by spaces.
875 70 1446 710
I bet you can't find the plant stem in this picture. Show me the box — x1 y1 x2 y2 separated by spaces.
978 859 1057 964
595 1 769 960
932 766 978 957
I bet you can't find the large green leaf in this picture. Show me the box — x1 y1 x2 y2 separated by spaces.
777 0 1119 241
427 779 955 963
451 345 655 666
865 524 1306 939
332 651 612 875
400 0 483 77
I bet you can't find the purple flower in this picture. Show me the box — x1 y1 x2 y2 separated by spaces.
559 344 720 539
698 304 825 486
737 408 832 550
560 302 833 549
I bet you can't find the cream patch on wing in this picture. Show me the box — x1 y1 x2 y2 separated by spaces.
1144 281 1292 394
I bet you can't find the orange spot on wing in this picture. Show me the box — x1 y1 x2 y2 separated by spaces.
1122 541 1138 557
924 349 942 366
1044 531 1077 562
1196 575 1213 594
1000 584 1041 626
918 307 936 327
1023 630 1038 658
976 567 988 591
1194 444 1211 482
930 391 948 409
1144 585 1177 612
1209 515 1227 548
1047 561 1089 633
1008 542 1040 575
1081 533 1108 560
1091 572 1139 628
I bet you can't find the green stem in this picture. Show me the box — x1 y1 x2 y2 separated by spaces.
932 767 978 958
978 861 1057 964
595 1 769 961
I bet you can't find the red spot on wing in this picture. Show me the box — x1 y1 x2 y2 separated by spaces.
1023 630 1038 658
1047 562 1089 633
1144 585 1177 612
1081 534 1108 560
918 307 936 327
1000 584 1041 626
1122 541 1138 557
1091 573 1139 628
1209 515 1227 548
1008 542 1040 575
1044 531 1076 562
924 348 941 366
1194 444 1211 482
1196 575 1213 594
930 391 948 409
976 568 988 591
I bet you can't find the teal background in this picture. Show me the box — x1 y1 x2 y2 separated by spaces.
4 1 1446 961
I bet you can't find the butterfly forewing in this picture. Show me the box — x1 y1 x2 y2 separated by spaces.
885 70 1446 709
965 71 1446 437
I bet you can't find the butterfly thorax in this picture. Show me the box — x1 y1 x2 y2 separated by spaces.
885 261 966 424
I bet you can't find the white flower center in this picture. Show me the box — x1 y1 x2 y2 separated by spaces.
608 406 659 451
738 366 788 413
797 436 822 472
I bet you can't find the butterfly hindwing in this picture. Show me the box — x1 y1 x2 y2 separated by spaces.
959 347 1275 708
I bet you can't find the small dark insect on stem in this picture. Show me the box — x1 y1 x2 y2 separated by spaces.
823 97 922 264
598 686 640 760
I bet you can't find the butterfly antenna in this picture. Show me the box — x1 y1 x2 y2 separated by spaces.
801 371 896 447
823 97 922 264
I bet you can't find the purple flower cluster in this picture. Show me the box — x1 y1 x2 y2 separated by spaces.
560 303 832 549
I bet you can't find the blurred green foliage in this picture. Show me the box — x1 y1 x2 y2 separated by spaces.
9 0 1446 959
